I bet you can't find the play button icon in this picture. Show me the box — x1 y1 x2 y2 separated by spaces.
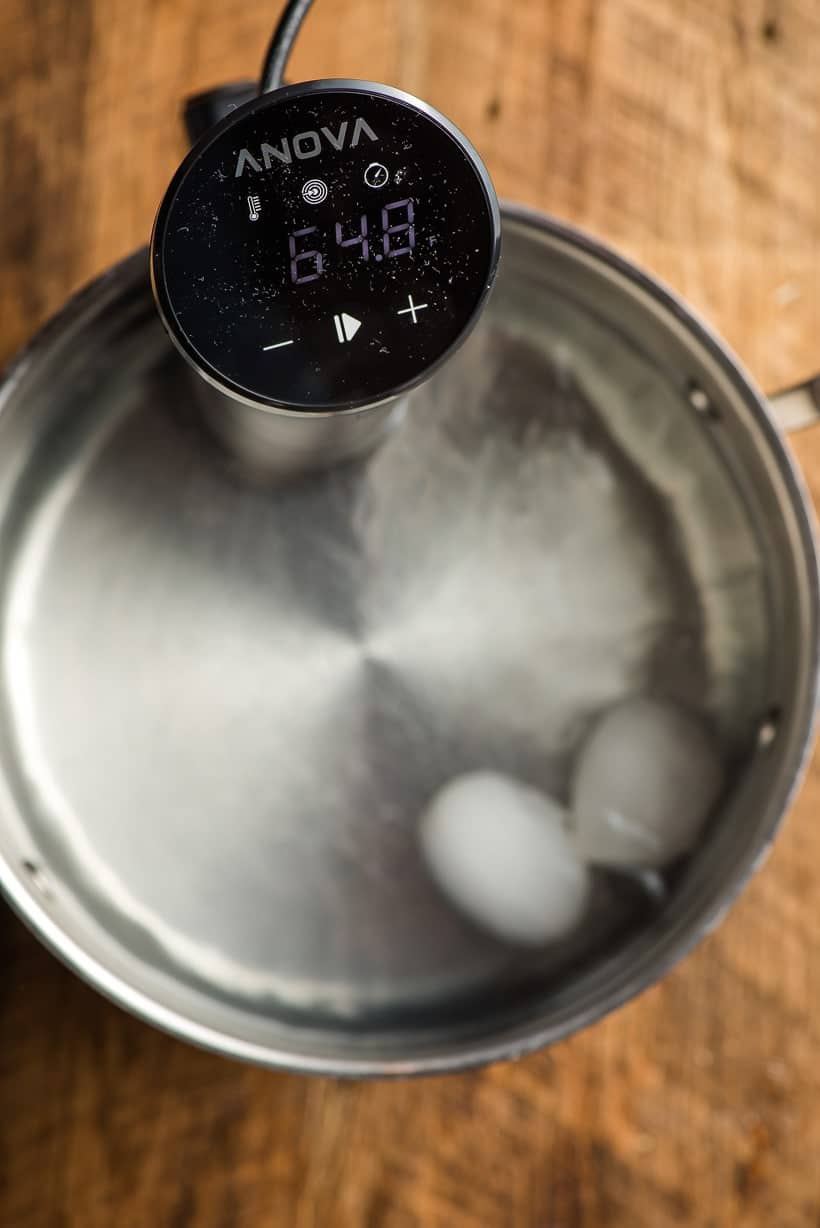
333 312 362 343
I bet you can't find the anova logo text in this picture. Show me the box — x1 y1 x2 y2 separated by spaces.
234 118 378 176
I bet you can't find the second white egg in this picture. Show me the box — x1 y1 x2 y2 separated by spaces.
570 696 725 869
418 771 591 947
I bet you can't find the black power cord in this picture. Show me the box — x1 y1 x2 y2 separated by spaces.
183 80 257 143
259 0 316 93
182 0 317 143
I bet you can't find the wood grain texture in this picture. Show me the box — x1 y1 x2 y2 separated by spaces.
2 1 820 1225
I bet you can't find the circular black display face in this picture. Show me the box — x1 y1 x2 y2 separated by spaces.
151 80 500 413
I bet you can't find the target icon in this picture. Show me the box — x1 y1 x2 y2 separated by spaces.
301 178 329 205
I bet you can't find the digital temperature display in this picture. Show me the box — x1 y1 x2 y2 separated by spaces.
288 198 415 284
151 80 500 412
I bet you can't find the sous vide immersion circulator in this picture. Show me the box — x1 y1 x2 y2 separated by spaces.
151 78 501 474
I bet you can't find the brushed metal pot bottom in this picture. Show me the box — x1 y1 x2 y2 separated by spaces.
0 210 816 1074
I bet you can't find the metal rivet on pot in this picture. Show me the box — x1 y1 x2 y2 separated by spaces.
22 859 53 898
756 709 780 750
688 383 718 419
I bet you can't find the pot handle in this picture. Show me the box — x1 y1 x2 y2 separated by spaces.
768 376 820 434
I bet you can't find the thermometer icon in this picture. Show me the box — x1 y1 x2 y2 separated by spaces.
247 195 261 221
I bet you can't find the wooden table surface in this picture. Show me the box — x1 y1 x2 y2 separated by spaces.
3 1 820 1224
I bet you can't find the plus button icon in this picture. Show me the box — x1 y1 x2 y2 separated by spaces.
396 294 429 324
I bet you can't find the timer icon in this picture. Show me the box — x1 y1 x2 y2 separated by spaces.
364 162 390 189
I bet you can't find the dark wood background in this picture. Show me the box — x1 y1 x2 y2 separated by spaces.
3 1 820 1224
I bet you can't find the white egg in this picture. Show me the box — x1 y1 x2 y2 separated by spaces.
418 771 591 947
570 696 724 869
